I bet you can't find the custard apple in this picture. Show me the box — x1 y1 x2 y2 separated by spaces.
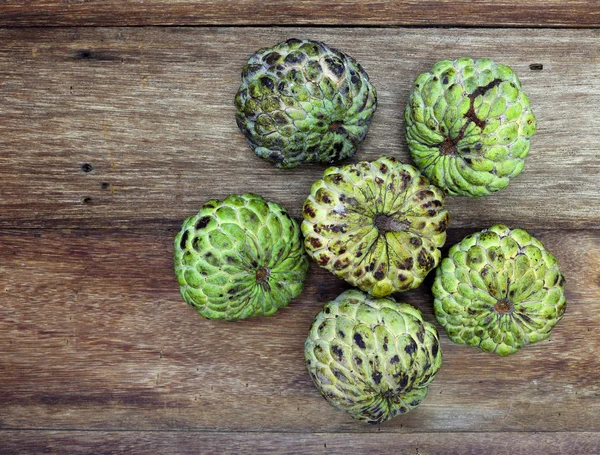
302 156 449 297
405 58 536 197
305 289 442 424
433 225 566 356
235 38 377 168
174 193 309 321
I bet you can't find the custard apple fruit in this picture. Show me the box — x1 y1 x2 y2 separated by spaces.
305 289 442 424
405 58 536 197
433 225 566 356
302 156 449 297
174 193 309 321
235 38 377 168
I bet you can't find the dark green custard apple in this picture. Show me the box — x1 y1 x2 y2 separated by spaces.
433 225 566 356
174 194 309 321
302 156 449 297
405 58 536 197
235 38 377 168
305 289 442 424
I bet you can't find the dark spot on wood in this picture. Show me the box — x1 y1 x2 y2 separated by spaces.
354 333 366 349
75 50 121 61
530 63 543 71
100 182 110 189
81 163 93 172
81 196 91 204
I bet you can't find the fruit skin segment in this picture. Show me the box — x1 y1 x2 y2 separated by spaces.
305 289 442 424
433 224 566 356
235 38 377 168
405 57 536 197
302 156 449 298
174 193 309 321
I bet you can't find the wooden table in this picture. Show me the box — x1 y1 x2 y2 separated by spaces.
1 2 599 454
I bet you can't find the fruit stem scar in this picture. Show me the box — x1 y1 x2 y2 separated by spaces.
255 266 271 291
494 298 514 314
328 120 343 132
374 214 409 233
256 266 270 283
438 78 503 156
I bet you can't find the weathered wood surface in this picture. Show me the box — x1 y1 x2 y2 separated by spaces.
1 431 600 455
0 27 598 230
0 228 598 433
1 0 599 27
1 23 599 453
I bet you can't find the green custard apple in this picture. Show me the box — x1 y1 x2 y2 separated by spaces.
433 224 566 356
235 38 377 168
174 193 309 321
405 58 536 197
302 156 449 297
305 289 442 424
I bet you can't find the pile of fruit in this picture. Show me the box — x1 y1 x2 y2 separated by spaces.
174 39 566 424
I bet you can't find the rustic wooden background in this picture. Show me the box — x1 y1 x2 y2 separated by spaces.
1 2 599 454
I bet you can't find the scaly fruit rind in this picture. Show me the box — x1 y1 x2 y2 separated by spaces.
235 38 377 168
302 156 449 297
305 289 442 424
433 224 566 356
405 58 536 197
174 193 309 321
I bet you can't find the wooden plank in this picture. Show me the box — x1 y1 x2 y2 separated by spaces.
1 430 600 455
0 1 598 27
0 228 598 432
0 27 598 230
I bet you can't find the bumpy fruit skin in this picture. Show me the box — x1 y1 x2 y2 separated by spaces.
174 193 309 321
405 58 536 197
235 38 377 168
305 289 442 424
433 225 566 356
302 156 449 297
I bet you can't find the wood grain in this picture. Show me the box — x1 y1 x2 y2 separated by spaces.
0 27 598 230
1 430 600 455
0 227 598 432
1 0 598 27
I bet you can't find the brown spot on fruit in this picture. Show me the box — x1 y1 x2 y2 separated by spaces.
308 237 322 248
317 255 330 266
303 205 316 218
